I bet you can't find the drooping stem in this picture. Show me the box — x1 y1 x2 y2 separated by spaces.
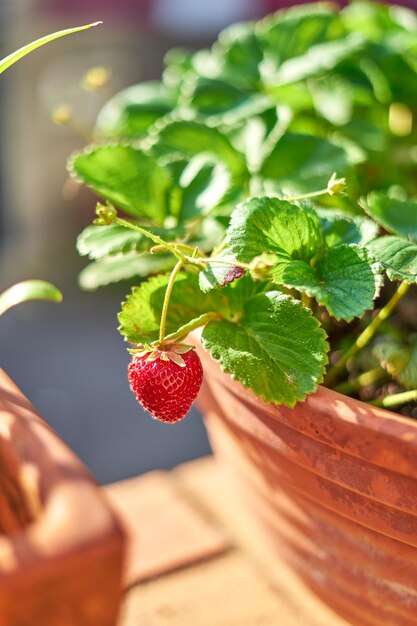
162 312 223 344
325 281 410 387
115 217 187 262
370 389 417 408
159 260 184 348
334 368 387 395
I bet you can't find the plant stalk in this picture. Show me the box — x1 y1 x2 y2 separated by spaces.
286 188 328 202
333 368 387 395
162 312 222 344
370 389 417 408
115 217 188 262
159 260 184 348
191 257 249 270
325 281 410 387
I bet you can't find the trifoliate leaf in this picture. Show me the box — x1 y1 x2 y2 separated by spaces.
317 210 379 247
118 272 226 344
226 197 325 281
95 81 174 139
150 120 247 179
78 252 174 291
361 192 417 240
202 291 329 407
373 336 417 389
260 133 349 193
282 244 381 321
69 144 171 223
367 236 417 283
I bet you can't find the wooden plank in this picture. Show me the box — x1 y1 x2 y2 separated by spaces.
174 457 350 626
106 470 229 587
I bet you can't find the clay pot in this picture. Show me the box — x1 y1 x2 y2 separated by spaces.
196 346 417 626
0 369 125 626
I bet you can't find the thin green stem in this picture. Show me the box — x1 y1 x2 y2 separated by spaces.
286 188 328 202
191 257 249 270
162 312 223 344
334 368 387 395
151 243 200 255
159 260 184 348
325 281 410 387
115 217 187 262
370 389 417 408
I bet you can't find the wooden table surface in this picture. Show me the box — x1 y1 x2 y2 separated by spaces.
105 457 350 626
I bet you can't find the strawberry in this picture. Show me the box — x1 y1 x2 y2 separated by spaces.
128 344 203 423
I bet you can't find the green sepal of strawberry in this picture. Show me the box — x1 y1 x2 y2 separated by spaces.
128 342 195 368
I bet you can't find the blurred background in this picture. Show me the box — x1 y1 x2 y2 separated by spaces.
0 0 414 484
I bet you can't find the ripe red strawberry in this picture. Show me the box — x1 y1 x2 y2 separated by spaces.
128 344 203 423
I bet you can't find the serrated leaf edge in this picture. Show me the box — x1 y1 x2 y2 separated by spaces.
201 302 329 408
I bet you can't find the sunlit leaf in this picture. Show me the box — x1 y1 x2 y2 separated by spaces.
0 280 62 315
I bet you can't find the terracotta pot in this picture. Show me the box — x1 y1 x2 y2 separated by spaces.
0 369 126 626
195 344 417 626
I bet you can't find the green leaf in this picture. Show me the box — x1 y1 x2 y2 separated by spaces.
373 336 417 389
202 291 328 407
0 22 101 74
183 77 248 116
226 197 325 281
282 245 380 321
309 76 354 126
361 192 417 240
367 236 417 283
78 253 174 291
76 223 182 260
265 35 364 86
69 145 171 223
172 155 232 223
214 22 263 89
198 251 245 292
260 133 349 193
341 1 417 44
150 120 247 179
184 77 273 124
318 210 379 247
0 280 62 315
259 4 341 67
95 82 174 139
118 271 225 344
162 47 195 92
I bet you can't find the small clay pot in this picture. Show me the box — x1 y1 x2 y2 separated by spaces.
196 345 417 626
0 369 125 626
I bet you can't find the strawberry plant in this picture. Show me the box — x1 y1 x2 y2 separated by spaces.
67 1 417 421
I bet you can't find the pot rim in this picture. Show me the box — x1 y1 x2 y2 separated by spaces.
194 339 417 478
